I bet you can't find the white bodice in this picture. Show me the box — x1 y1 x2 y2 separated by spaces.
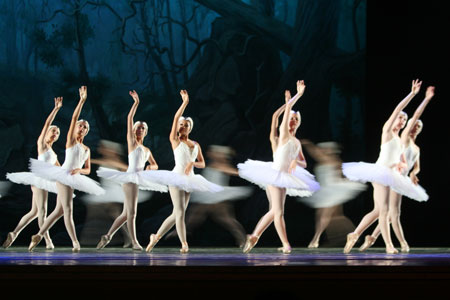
273 138 300 172
404 144 420 173
62 143 89 170
173 142 198 175
38 149 57 165
127 145 150 173
376 136 404 167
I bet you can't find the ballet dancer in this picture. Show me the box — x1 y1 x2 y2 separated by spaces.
342 79 423 254
3 97 64 249
145 90 223 254
238 80 319 254
28 86 105 252
359 86 434 252
95 90 168 251
299 140 366 248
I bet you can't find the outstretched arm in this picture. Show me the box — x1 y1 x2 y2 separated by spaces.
37 97 62 150
383 79 421 134
66 86 87 148
170 90 189 146
279 80 306 142
401 86 435 142
127 90 140 151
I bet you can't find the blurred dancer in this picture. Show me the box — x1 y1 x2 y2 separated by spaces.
359 86 434 252
145 90 223 254
3 97 63 249
166 145 252 247
29 86 105 252
238 80 319 254
96 91 168 251
299 140 366 248
342 80 425 254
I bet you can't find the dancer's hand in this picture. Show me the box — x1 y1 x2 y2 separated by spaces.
288 160 297 174
296 80 306 96
54 97 63 109
70 168 81 175
129 90 140 103
425 86 435 100
410 173 419 185
180 90 189 104
395 162 407 174
79 86 87 102
411 79 422 95
184 162 194 175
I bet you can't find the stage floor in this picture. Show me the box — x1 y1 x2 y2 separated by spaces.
1 247 450 266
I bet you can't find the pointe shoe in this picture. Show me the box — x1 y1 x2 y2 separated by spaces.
96 234 111 250
400 241 410 253
145 234 160 253
243 235 259 254
45 239 55 250
132 243 143 251
72 242 81 252
386 245 399 254
359 235 376 252
281 244 292 254
2 232 16 248
180 242 189 254
343 232 359 254
308 241 319 249
28 234 43 252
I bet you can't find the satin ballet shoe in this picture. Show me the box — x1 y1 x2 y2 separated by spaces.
281 245 292 254
243 235 259 254
28 234 43 252
45 238 55 250
2 232 16 248
308 241 319 249
359 235 376 252
400 241 410 253
386 245 399 254
180 242 189 254
132 244 143 251
96 234 111 250
72 242 81 252
145 234 161 253
343 232 359 254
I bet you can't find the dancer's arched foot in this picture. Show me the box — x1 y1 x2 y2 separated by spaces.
145 234 161 252
386 245 398 254
72 241 81 252
343 232 359 254
96 234 111 250
243 235 258 254
359 235 375 252
2 232 16 248
400 241 410 253
28 234 43 252
180 242 189 254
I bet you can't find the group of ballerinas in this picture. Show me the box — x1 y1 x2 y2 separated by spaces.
1 79 434 255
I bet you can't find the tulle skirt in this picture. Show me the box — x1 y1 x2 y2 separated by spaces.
96 167 169 193
191 186 253 204
30 159 105 195
163 172 224 193
342 162 428 202
299 165 367 208
6 172 58 194
237 159 320 197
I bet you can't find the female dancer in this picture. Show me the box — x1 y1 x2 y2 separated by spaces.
238 80 319 254
145 90 223 254
96 90 168 251
299 140 366 248
3 97 63 249
359 86 434 252
28 86 104 252
342 79 423 254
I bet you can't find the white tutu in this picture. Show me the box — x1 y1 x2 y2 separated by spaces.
97 167 169 193
81 178 153 204
6 172 58 194
342 162 428 202
30 159 105 195
160 172 224 193
237 159 320 197
299 165 367 208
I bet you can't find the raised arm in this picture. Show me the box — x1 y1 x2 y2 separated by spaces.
401 86 435 142
37 97 63 151
269 103 286 151
127 90 140 151
170 90 189 146
383 79 422 134
279 80 306 142
67 86 87 148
